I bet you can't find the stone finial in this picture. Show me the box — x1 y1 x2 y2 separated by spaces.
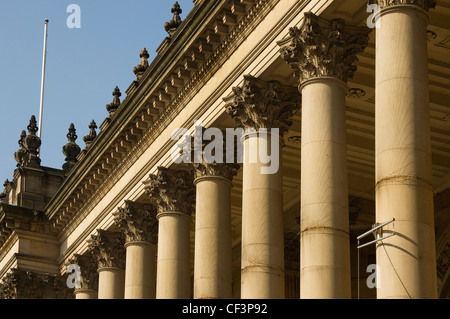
22 115 41 167
106 86 122 114
143 167 195 216
67 253 99 291
278 12 371 85
87 230 126 270
133 48 150 79
113 200 158 244
83 120 97 148
14 130 27 167
372 0 436 11
62 123 81 173
164 2 183 36
179 128 240 182
222 75 301 136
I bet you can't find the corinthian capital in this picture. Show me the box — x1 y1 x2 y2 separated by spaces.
143 167 195 216
113 200 158 244
222 75 301 136
373 0 436 11
87 230 126 270
278 12 371 85
67 253 99 291
179 128 240 182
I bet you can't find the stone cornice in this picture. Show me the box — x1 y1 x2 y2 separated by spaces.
143 167 195 216
46 0 277 231
113 200 158 244
45 0 276 234
87 230 126 270
223 75 301 135
278 12 371 85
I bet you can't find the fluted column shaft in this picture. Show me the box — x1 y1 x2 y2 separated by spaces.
375 0 437 299
224 75 301 299
279 13 370 298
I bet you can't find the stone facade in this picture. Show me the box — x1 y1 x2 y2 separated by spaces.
0 0 449 299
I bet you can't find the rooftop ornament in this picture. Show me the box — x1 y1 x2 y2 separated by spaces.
62 123 81 174
106 86 122 115
16 115 42 168
83 120 97 148
164 2 183 36
133 48 149 79
14 130 27 167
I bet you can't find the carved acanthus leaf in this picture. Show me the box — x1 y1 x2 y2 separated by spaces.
87 230 126 269
222 75 301 135
113 200 158 244
179 128 240 182
143 167 195 216
67 253 99 291
0 269 73 299
372 0 436 10
278 13 371 84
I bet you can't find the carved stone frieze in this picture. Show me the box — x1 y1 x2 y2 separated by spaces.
143 167 195 216
0 269 73 299
113 200 158 244
222 75 301 136
278 12 371 85
87 229 126 270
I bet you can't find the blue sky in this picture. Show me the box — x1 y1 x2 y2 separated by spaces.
0 1 195 186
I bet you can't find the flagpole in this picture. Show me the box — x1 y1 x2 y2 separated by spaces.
38 19 49 149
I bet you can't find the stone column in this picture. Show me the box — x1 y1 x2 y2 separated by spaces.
113 200 158 299
279 13 370 298
88 230 126 299
374 0 437 299
183 129 240 299
143 167 195 299
223 76 301 299
68 253 99 299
